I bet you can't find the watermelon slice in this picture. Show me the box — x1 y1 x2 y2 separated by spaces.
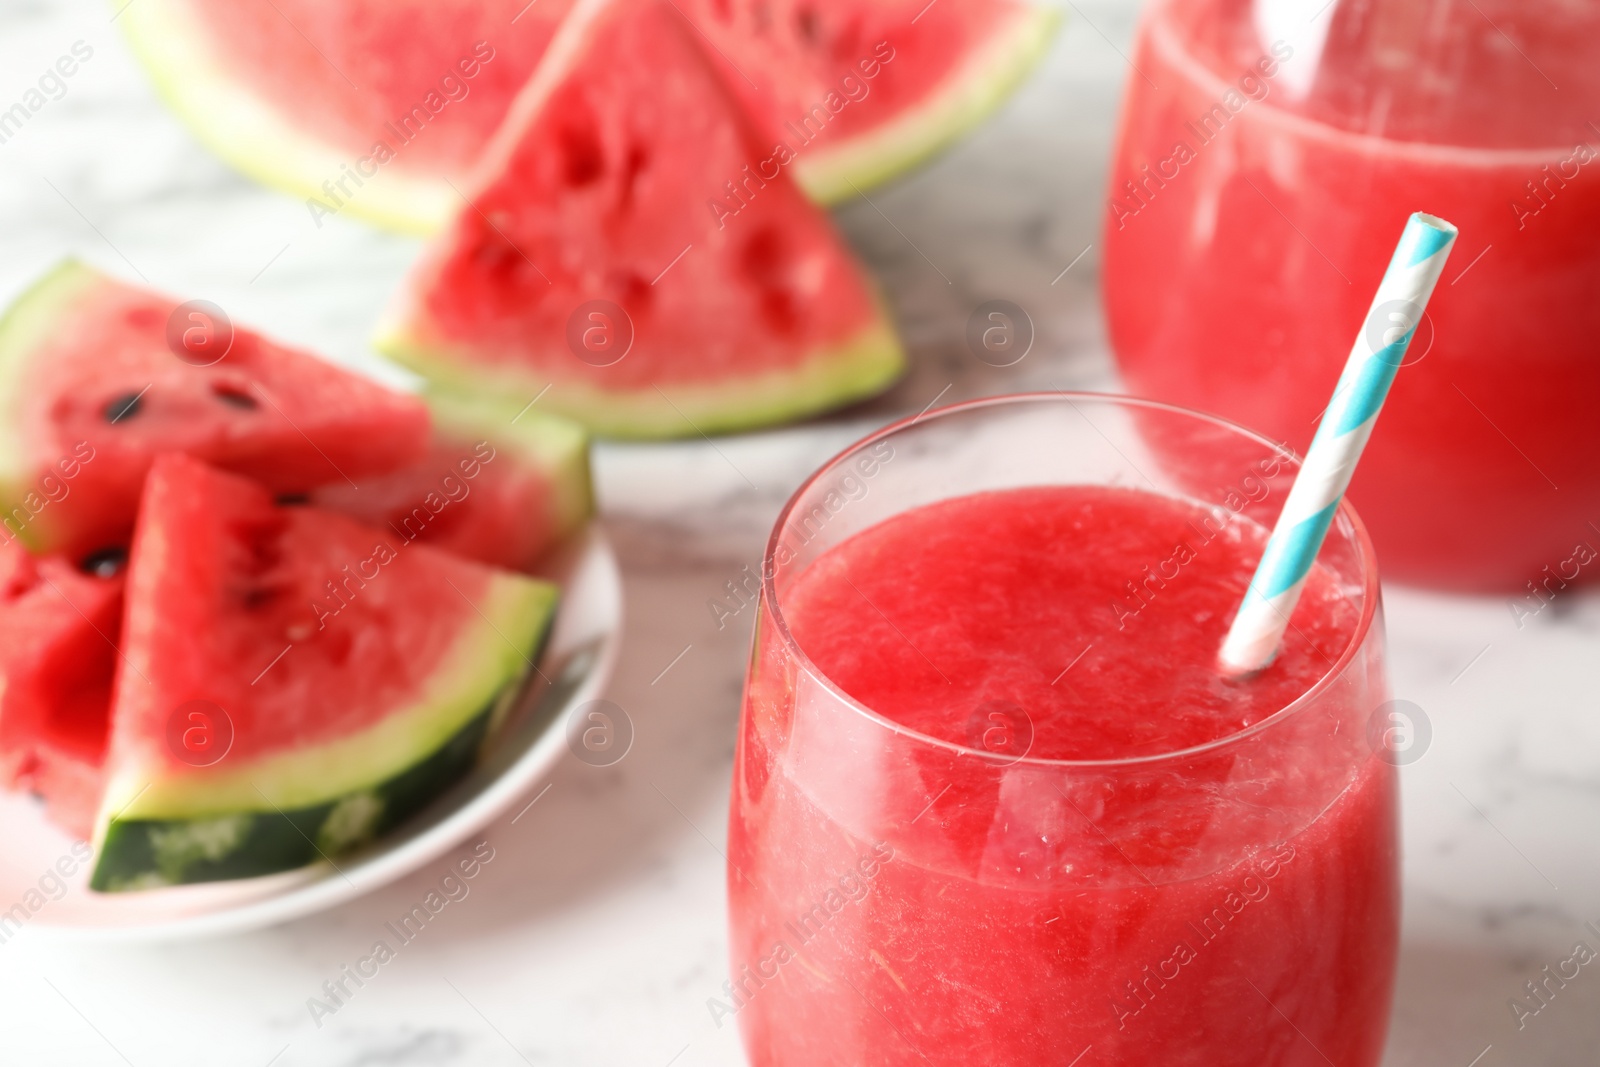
91 455 558 891
115 0 1056 233
683 0 1060 204
117 0 573 234
374 0 905 438
0 541 121 793
0 261 431 560
311 393 593 572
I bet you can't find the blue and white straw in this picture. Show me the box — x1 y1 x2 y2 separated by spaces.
1219 212 1458 676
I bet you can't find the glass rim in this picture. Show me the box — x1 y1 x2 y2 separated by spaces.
1144 0 1586 164
760 391 1382 771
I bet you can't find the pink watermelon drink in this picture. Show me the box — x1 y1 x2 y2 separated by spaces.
727 395 1397 1066
1103 0 1600 590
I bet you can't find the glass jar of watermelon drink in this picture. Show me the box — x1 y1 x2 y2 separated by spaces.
1102 0 1600 591
726 396 1401 1062
727 395 1398 1066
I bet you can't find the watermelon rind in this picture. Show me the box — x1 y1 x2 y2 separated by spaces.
89 576 558 891
376 317 906 439
116 0 457 235
117 0 1057 231
428 391 595 541
797 5 1063 205
90 703 493 891
0 261 103 550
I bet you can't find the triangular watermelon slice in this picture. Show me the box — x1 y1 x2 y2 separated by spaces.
91 455 558 891
0 261 431 559
311 393 593 572
374 0 905 437
116 0 1056 233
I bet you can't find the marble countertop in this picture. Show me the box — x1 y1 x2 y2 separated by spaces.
1 1 1596 1064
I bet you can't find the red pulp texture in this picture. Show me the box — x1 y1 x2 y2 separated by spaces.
312 435 560 573
407 0 882 390
0 542 120 838
184 0 572 176
1103 0 1600 590
729 486 1397 1066
687 0 1037 152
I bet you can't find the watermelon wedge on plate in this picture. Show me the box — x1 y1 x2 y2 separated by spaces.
115 0 1056 232
90 455 559 891
0 261 430 560
311 393 593 572
374 0 905 438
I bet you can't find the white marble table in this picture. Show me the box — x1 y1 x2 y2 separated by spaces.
0 2 1596 1064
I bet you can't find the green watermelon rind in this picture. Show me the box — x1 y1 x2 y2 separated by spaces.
90 702 495 892
116 0 457 235
375 317 906 439
425 391 595 544
89 575 558 890
797 5 1063 204
0 260 105 551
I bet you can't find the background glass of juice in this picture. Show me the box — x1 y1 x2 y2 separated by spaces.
1102 0 1600 591
727 394 1397 1066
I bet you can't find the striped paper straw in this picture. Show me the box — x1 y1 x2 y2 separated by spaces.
1219 212 1458 676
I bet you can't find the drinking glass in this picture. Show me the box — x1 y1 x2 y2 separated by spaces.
1103 0 1600 590
726 394 1398 1066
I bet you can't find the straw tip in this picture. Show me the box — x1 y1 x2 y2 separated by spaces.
1409 212 1459 237
1216 651 1272 680
1216 626 1281 679
1399 213 1459 267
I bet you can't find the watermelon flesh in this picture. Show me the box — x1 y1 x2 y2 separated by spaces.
686 0 1059 202
25 684 113 841
92 455 558 890
0 541 121 839
118 0 1056 233
0 261 430 560
168 0 570 183
120 0 573 233
376 0 905 437
311 393 593 572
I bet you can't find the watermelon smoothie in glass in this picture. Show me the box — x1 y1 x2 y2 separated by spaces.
726 394 1397 1066
1103 0 1600 590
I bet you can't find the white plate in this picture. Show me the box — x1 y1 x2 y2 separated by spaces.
0 527 622 943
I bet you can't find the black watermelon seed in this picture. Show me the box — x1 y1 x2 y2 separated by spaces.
240 584 284 611
81 546 128 578
104 392 143 423
796 6 821 44
211 384 258 410
275 493 310 507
